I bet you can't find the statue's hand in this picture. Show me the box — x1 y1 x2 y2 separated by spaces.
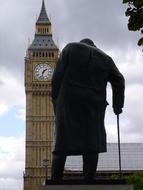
113 107 122 115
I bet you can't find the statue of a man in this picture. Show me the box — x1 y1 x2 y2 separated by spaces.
51 39 125 180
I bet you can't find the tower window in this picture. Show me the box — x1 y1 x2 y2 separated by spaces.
42 52 45 57
46 52 48 57
49 52 51 57
52 52 54 57
39 52 41 57
36 52 38 57
33 52 35 57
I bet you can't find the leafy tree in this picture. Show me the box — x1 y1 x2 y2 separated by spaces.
123 0 143 47
125 173 143 190
110 173 143 190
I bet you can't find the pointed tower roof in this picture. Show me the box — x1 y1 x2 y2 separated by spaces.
36 0 50 24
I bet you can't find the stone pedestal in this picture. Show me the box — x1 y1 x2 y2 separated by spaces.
38 180 134 190
39 184 133 190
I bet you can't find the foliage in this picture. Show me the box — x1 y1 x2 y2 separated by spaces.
110 173 143 190
110 174 120 180
123 0 143 47
125 173 143 190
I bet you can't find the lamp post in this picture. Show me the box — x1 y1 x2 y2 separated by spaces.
43 159 49 185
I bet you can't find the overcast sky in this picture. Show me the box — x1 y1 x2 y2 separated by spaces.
0 0 142 190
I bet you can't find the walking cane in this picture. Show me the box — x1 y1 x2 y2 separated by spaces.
117 114 122 179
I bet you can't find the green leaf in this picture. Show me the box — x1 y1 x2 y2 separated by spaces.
133 0 143 8
138 38 143 46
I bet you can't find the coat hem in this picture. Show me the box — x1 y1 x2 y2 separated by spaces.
52 149 107 155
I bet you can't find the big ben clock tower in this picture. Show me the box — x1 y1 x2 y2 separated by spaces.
24 1 59 190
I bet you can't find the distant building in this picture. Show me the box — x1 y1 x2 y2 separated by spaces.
64 143 143 178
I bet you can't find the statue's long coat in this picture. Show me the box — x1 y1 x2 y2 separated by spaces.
52 43 125 155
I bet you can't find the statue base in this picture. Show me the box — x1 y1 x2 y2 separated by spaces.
38 180 134 190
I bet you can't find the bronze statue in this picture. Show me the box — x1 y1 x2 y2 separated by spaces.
51 39 125 180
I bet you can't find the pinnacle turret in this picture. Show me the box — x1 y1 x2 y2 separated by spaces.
29 0 58 50
36 0 50 24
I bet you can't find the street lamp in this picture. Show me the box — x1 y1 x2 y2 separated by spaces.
43 159 49 185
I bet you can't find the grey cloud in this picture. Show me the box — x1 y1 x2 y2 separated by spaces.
0 0 39 79
0 80 4 86
119 84 143 139
48 0 140 50
122 63 143 86
0 0 141 78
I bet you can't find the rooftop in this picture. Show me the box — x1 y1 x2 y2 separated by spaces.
29 35 58 50
65 143 143 171
36 0 50 24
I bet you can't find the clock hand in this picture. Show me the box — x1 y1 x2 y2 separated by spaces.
42 69 47 76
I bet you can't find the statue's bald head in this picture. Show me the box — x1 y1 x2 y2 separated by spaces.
80 38 96 47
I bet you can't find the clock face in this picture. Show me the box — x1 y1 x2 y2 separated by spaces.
34 63 53 81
